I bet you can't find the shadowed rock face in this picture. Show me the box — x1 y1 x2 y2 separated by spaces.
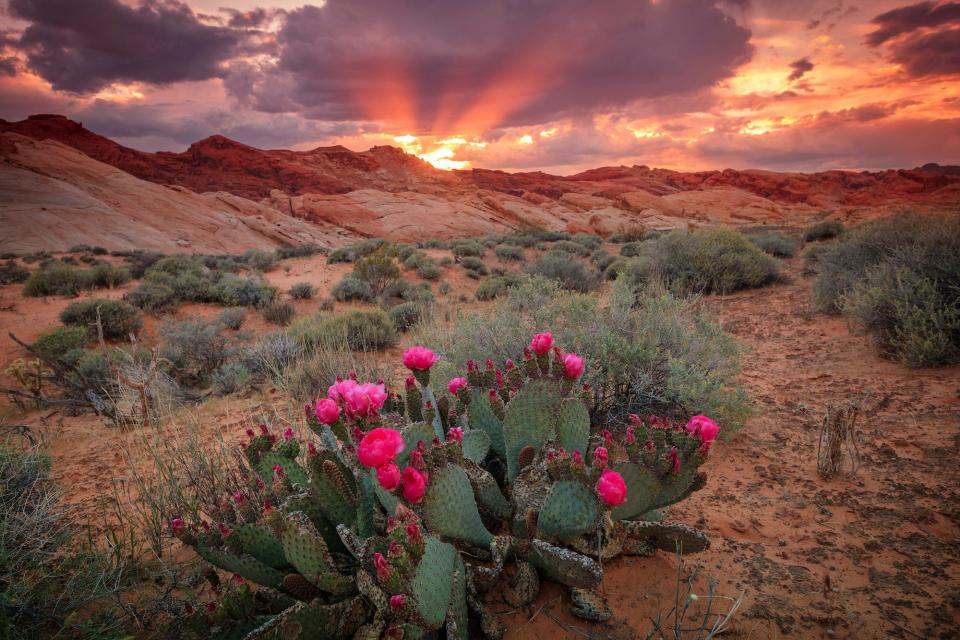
1 114 958 253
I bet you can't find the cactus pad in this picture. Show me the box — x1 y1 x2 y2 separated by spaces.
422 464 494 548
195 545 285 590
523 539 602 589
556 399 590 455
258 451 309 487
537 481 599 543
281 518 355 595
466 389 505 459
411 537 457 630
502 379 561 480
460 428 491 464
621 521 710 554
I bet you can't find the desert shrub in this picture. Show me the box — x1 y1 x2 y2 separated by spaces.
803 220 844 242
242 249 277 272
211 362 251 395
549 240 590 257
114 249 164 278
352 252 400 296
60 348 113 394
212 274 276 307
243 332 302 382
419 276 750 431
621 229 780 295
619 240 648 257
288 282 315 300
319 298 335 312
438 282 451 296
333 275 374 302
141 256 217 303
529 230 571 242
494 245 525 262
571 232 603 249
217 307 246 330
475 274 520 301
275 244 326 260
60 299 143 340
814 214 960 366
527 252 599 292
0 260 29 284
422 239 446 249
327 238 388 263
460 256 488 276
22 263 88 297
438 256 453 267
85 262 130 288
591 249 618 272
388 301 423 332
416 261 441 280
501 234 538 248
125 280 178 313
261 300 296 326
452 241 485 258
402 251 427 269
31 326 92 361
160 319 230 384
749 232 801 257
202 254 245 272
1 446 125 640
289 309 397 351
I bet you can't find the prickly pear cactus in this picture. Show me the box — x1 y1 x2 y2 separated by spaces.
172 337 721 637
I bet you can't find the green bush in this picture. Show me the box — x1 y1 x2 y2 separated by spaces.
591 249 617 272
416 261 441 280
125 280 178 313
494 245 525 262
31 326 92 361
526 252 598 292
22 262 128 297
288 282 315 300
0 260 29 284
60 299 143 340
438 282 451 296
388 301 423 332
242 249 277 272
749 233 801 257
419 276 750 431
217 307 246 330
619 240 648 257
290 310 397 351
332 275 374 302
814 214 960 366
352 252 400 296
571 233 602 249
275 244 326 260
460 256 488 275
621 229 780 295
160 319 230 384
85 262 130 288
475 274 519 301
549 240 590 257
212 362 251 395
1 446 124 640
327 238 388 263
609 225 647 243
803 220 844 242
452 241 485 258
261 300 296 326
212 274 276 307
60 348 112 393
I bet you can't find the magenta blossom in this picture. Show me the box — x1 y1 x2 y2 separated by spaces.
593 446 609 469
402 346 439 371
685 415 720 443
390 594 406 610
373 552 392 582
344 382 388 418
562 353 585 380
596 469 627 506
327 378 359 403
314 398 341 425
376 463 402 491
282 427 294 440
170 518 185 535
447 427 464 443
402 467 428 503
530 332 553 355
405 522 423 545
357 428 405 468
448 376 468 394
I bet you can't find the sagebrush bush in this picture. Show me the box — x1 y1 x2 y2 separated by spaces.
452 241 485 258
609 225 646 243
0 260 29 284
494 245 525 262
438 282 451 296
243 332 302 382
261 300 296 326
242 249 277 272
416 261 441 280
333 275 374 302
749 232 801 257
160 319 230 384
549 240 590 257
275 244 326 260
619 229 780 295
288 282 315 300
289 309 397 351
31 326 92 361
527 252 599 292
803 220 844 242
1 446 124 640
619 240 647 257
388 301 423 332
475 274 519 301
460 256 488 276
327 238 388 263
60 299 143 340
813 214 960 366
125 280 178 313
212 362 251 395
352 251 400 296
217 307 246 330
22 261 128 297
571 232 603 249
419 276 750 431
212 274 276 307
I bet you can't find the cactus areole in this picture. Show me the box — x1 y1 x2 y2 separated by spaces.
173 334 717 638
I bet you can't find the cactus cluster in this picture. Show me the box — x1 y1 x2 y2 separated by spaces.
172 333 719 638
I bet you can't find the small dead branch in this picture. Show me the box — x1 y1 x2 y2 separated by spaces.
817 403 861 479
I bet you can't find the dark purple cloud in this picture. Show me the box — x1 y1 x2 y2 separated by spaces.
787 57 814 81
865 1 960 76
228 0 753 130
7 0 245 93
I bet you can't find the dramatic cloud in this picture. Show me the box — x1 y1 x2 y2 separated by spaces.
865 1 960 76
7 0 245 92
229 0 752 133
787 57 814 81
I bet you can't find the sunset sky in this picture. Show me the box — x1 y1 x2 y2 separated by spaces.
0 0 957 173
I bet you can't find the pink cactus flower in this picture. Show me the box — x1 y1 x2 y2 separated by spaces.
344 382 388 418
327 378 359 403
232 490 246 506
466 359 477 372
404 375 416 390
357 428 405 468
505 358 515 370
596 469 628 506
625 426 636 444
387 540 404 558
263 498 273 512
448 376 468 394
245 427 255 439
685 415 720 443
314 398 341 425
530 332 553 355
562 353 585 380
206 601 218 613
593 446 609 469
571 450 584 467
485 358 494 371
259 424 269 436
402 467 428 503
307 442 318 457
390 594 406 610
405 522 423 545
495 369 504 386
409 449 425 470
373 552 392 582
546 450 556 462
447 427 464 443
602 429 613 444
402 346 439 371
218 523 233 538
376 463 402 491
170 518 185 535
282 427 294 440
665 448 681 475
